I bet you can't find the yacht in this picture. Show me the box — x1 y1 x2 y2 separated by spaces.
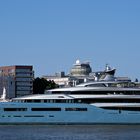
0 79 140 124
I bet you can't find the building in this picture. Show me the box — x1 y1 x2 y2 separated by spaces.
43 72 77 87
70 60 92 76
43 60 94 87
0 65 34 98
43 60 133 87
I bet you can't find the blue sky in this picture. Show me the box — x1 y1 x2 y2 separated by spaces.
0 0 140 80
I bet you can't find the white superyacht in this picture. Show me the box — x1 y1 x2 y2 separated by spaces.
0 68 140 124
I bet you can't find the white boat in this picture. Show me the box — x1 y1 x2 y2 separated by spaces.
0 80 140 124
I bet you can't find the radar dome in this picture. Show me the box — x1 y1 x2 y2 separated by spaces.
76 60 80 65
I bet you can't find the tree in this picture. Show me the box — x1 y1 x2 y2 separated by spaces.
33 77 58 94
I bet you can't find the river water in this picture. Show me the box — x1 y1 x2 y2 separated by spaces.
0 125 140 140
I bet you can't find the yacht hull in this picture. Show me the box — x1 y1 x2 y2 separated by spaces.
0 102 140 124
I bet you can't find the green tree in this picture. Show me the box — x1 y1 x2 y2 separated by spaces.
33 77 58 94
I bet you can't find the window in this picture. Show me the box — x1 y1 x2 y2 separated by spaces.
65 108 87 111
26 100 32 103
24 115 44 117
49 115 54 117
44 100 47 103
33 100 41 103
31 108 61 111
4 108 27 111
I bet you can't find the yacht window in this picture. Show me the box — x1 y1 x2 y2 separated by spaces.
26 100 32 103
85 84 105 87
44 100 47 103
49 115 54 117
20 100 24 103
55 100 62 103
51 91 62 94
4 108 27 111
71 91 110 95
33 100 41 103
45 91 52 94
51 91 71 94
58 96 64 98
31 108 61 111
65 108 87 111
55 99 67 103
24 115 44 117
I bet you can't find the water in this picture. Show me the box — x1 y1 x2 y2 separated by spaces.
0 125 140 140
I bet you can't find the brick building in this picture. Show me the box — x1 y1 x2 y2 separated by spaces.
0 65 34 98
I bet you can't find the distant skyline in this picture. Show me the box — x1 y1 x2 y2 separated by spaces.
0 0 140 80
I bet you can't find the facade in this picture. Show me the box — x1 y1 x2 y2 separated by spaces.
43 72 77 87
70 60 92 76
0 66 34 98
